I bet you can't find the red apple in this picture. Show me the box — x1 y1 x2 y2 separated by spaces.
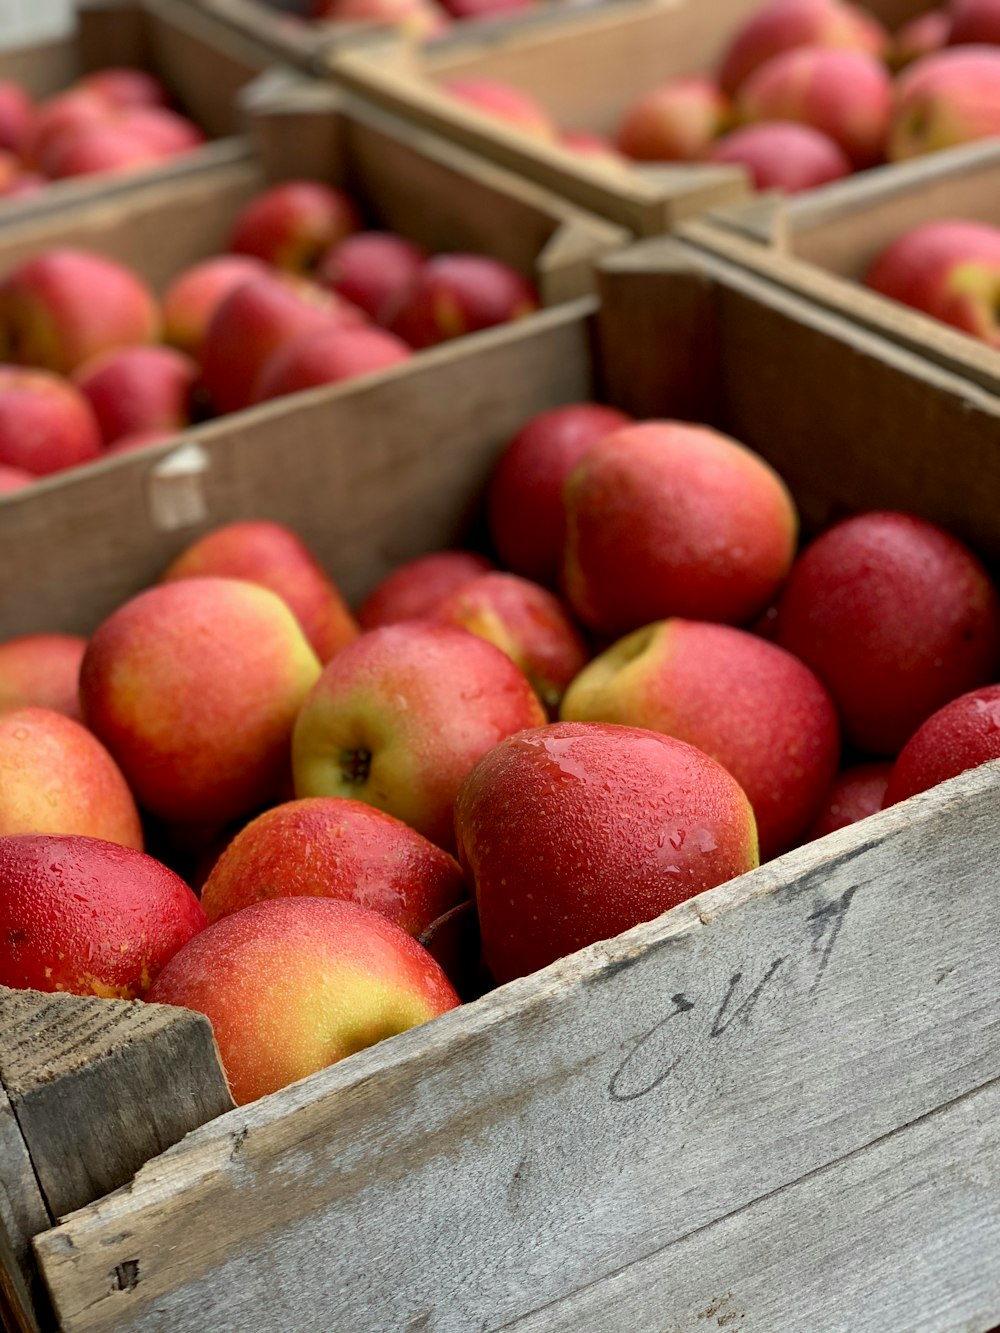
121 106 205 158
892 8 951 66
162 255 271 357
0 633 87 719
440 0 532 17
487 402 631 586
0 833 205 998
434 571 588 713
889 46 1000 159
44 124 162 179
456 721 759 984
0 82 35 156
292 621 546 848
80 577 322 825
803 761 892 839
865 219 1000 346
0 707 143 847
1 171 45 201
0 248 160 376
561 619 839 859
710 121 851 192
229 181 361 274
254 324 412 401
313 0 450 37
616 78 730 162
27 90 111 173
882 683 1000 804
200 796 467 932
317 232 427 324
948 0 1000 44
559 130 626 168
388 254 539 348
147 896 459 1104
738 46 892 167
73 344 197 445
80 68 172 111
0 367 102 475
0 464 33 492
442 78 557 140
104 427 179 456
775 511 1000 754
357 551 496 629
160 519 359 663
718 0 889 95
562 421 798 637
200 274 358 414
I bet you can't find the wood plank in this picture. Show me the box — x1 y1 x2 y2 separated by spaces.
0 303 596 638
30 758 1000 1330
0 988 234 1223
0 1087 50 1333
0 145 262 290
507 1075 1000 1332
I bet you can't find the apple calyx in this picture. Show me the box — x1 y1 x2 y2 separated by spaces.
339 746 372 786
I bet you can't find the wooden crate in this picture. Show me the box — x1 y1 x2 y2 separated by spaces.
0 69 624 540
3 239 1000 1332
330 0 936 235
0 0 277 224
680 139 1000 397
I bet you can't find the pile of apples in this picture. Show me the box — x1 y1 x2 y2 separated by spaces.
0 179 538 491
3 403 1000 1106
863 217 1000 347
0 66 205 201
443 0 1000 193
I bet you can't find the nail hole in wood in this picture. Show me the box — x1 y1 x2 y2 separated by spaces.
110 1260 139 1293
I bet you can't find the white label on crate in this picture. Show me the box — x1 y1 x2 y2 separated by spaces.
147 441 210 532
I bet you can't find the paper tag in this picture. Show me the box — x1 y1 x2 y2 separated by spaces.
147 441 210 532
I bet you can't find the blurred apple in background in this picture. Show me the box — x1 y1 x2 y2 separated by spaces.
890 8 951 66
888 46 1000 159
229 180 361 273
318 232 427 325
73 344 197 445
0 707 143 847
0 633 86 718
388 254 539 347
0 833 205 999
803 761 893 840
710 121 851 192
254 323 412 400
443 78 557 139
717 0 888 95
616 78 730 162
456 721 759 985
161 254 271 357
148 896 460 1104
293 621 545 848
0 248 159 375
865 219 1000 345
0 367 102 476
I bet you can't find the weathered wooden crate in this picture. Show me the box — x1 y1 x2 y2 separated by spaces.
0 67 624 525
0 0 276 224
2 238 1000 1332
680 138 1000 397
329 0 936 235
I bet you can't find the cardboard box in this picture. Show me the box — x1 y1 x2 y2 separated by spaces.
3 239 1000 1332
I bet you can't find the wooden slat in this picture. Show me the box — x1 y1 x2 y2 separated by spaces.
0 34 78 98
507 1075 1000 1332
0 303 596 638
0 1088 49 1333
0 989 234 1224
30 757 1000 1330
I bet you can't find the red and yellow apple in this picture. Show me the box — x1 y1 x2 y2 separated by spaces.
229 181 361 274
616 78 730 162
889 46 1000 160
0 367 102 476
356 550 496 629
0 633 87 718
710 120 851 192
718 0 888 95
73 344 197 445
162 255 271 357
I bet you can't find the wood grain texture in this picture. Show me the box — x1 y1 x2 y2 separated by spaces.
0 1087 49 1333
32 757 1000 1331
331 0 753 236
0 989 234 1223
0 304 595 638
507 1075 1000 1332
681 141 1000 396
